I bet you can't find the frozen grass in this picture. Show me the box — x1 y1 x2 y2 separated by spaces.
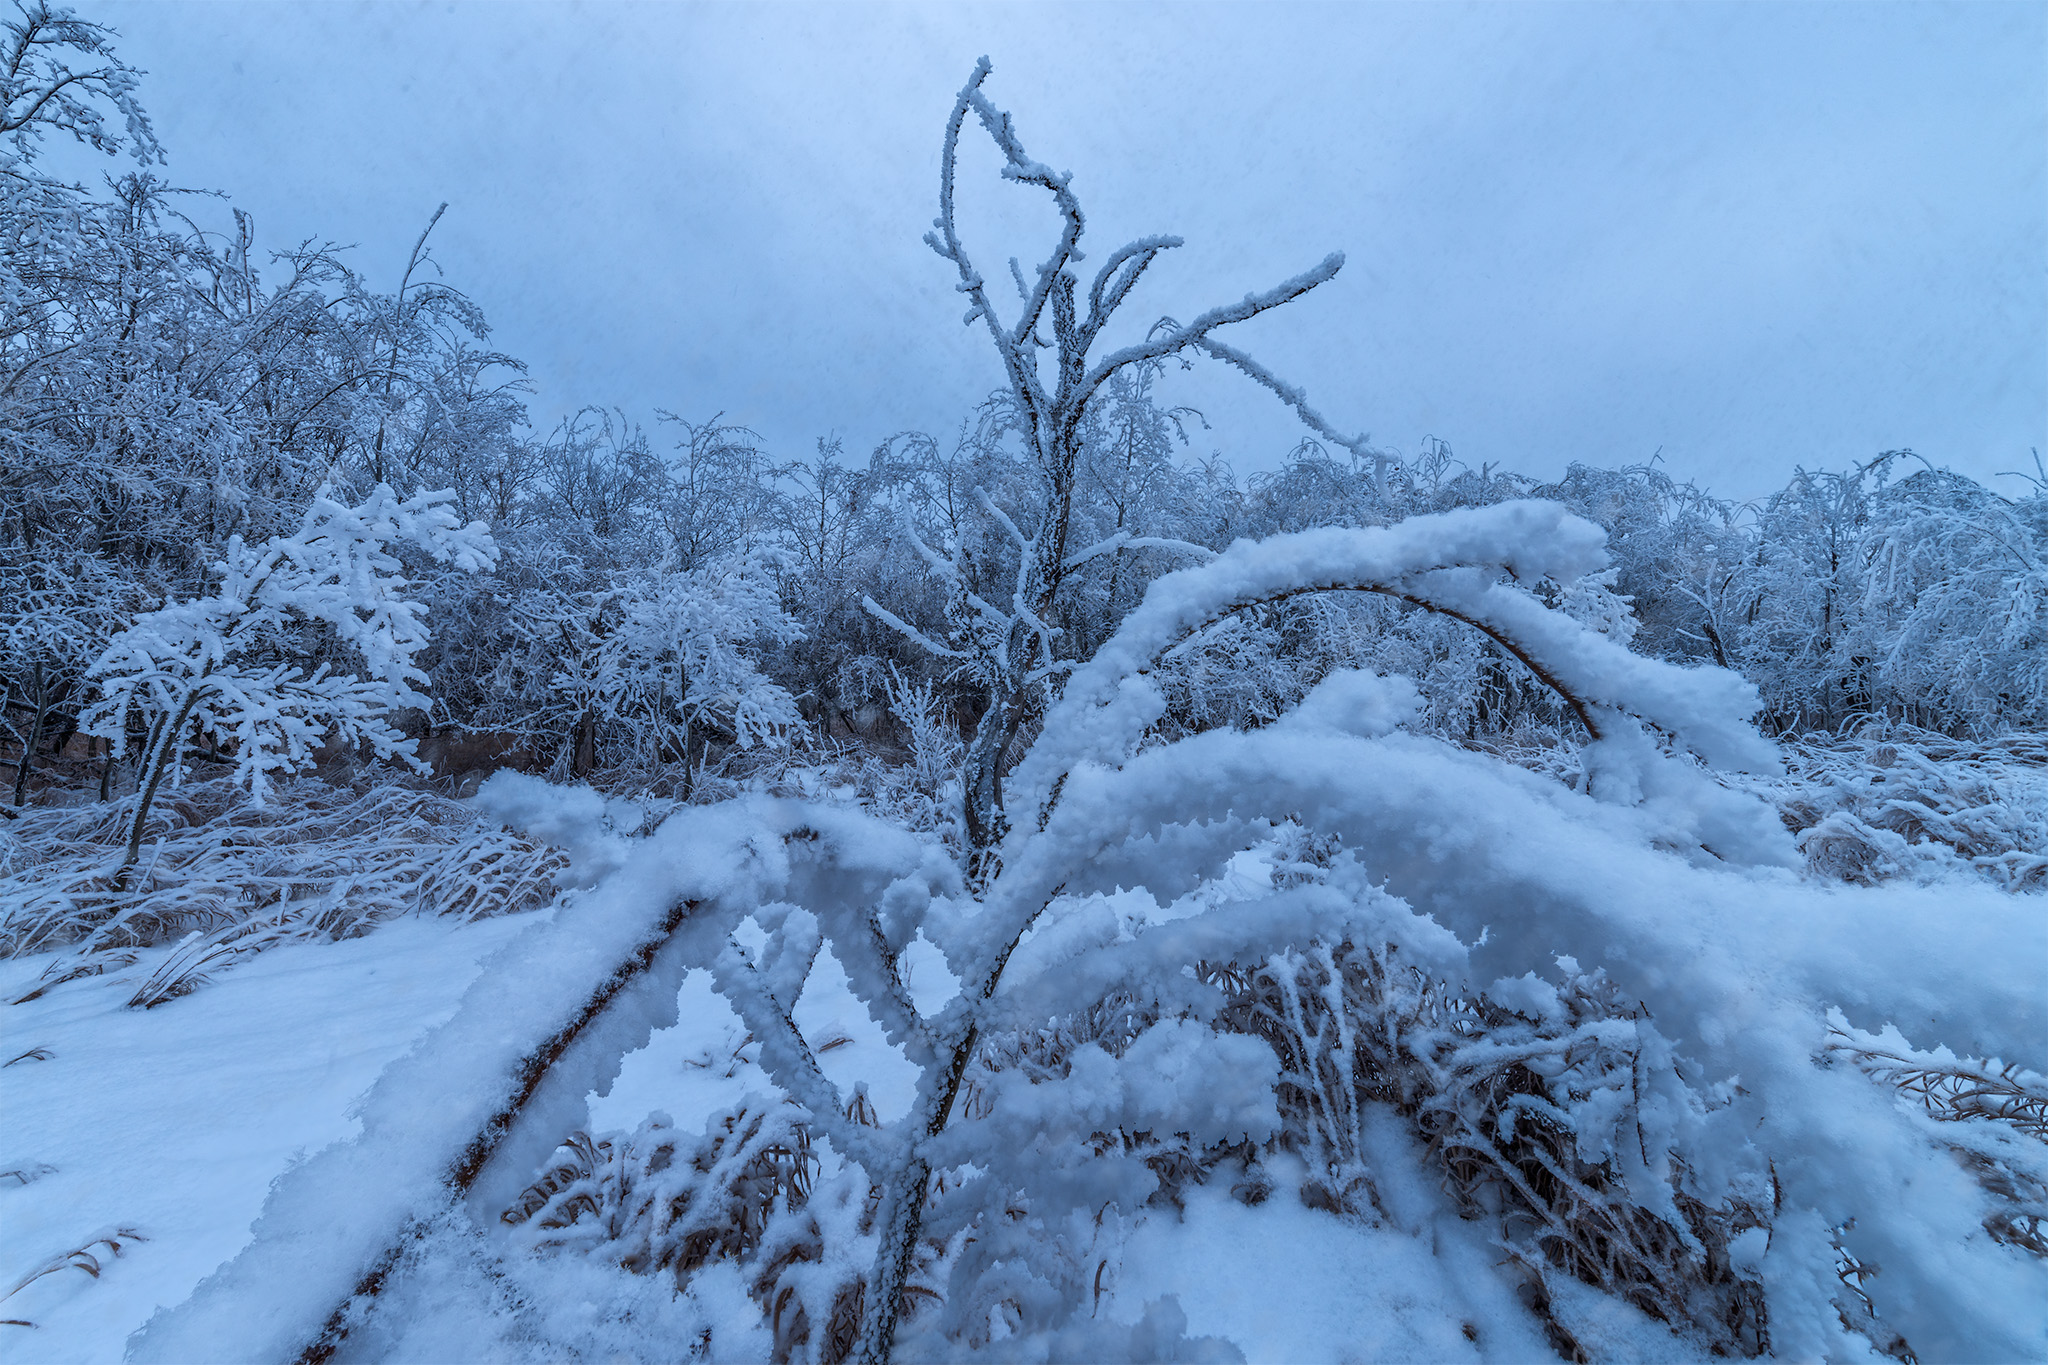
1475 721 2048 892
1826 1016 2048 1264
503 1102 891 1365
1219 943 1771 1360
579 734 965 856
1767 726 2048 889
0 775 565 1004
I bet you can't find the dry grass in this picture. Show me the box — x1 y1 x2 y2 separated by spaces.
503 1102 892 1365
0 775 566 1004
1462 722 2048 892
0 1227 147 1330
1827 1020 2048 1261
1215 942 1771 1362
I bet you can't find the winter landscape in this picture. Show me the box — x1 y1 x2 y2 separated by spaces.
2 4 2044 1362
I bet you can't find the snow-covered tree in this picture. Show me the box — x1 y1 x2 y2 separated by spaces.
0 549 142 805
872 58 1386 878
580 555 803 788
80 484 496 871
1848 463 2047 732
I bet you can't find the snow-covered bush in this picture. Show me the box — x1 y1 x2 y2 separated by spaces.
583 556 804 777
79 483 496 872
1220 940 1771 1358
0 551 146 805
642 501 1789 1358
483 553 801 790
882 665 962 806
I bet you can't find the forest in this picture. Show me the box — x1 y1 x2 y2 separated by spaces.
2 5 2043 1363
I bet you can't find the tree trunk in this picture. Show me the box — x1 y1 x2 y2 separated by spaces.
118 689 204 883
571 709 597 777
11 661 50 808
678 717 697 803
960 687 1029 886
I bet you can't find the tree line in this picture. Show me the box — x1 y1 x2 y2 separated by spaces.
4 2 2042 828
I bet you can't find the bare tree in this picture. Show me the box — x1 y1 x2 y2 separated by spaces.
877 57 1390 879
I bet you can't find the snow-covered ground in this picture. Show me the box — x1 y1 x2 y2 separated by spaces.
0 891 1723 1364
1 510 2040 1364
0 914 537 1360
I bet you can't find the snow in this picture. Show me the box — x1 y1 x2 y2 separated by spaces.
0 912 536 1358
120 784 933 1362
1108 1173 1557 1364
1100 1108 1718 1364
3 750 2041 1360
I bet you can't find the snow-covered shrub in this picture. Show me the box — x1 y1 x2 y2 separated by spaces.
1847 467 2048 733
649 497 1852 1361
1411 963 1771 1355
586 555 803 769
490 553 801 791
79 483 497 873
505 1104 817 1280
0 552 148 806
882 666 962 806
1824 1016 2048 1260
1207 938 1774 1357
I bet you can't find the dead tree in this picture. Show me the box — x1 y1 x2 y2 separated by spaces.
873 57 1390 882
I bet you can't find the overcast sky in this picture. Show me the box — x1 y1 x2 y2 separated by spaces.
80 0 2048 501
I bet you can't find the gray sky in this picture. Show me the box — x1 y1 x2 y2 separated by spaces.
83 0 2048 500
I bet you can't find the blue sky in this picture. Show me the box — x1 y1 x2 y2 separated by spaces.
81 0 2047 500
